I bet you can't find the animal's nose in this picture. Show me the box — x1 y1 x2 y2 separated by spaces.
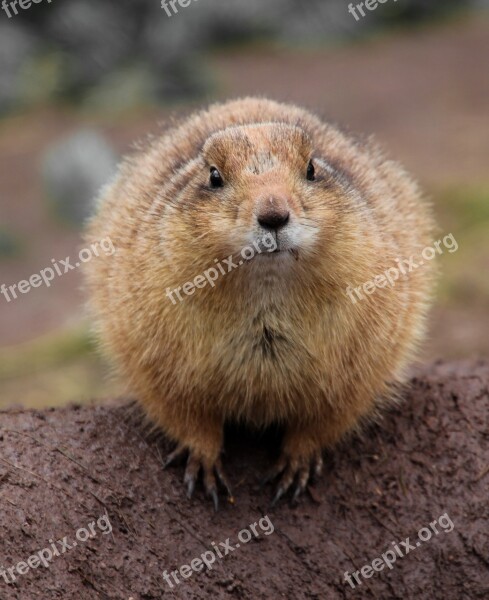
256 195 290 230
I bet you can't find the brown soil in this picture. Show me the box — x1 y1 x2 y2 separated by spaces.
1 360 488 599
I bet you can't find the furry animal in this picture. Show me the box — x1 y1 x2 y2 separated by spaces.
84 97 435 508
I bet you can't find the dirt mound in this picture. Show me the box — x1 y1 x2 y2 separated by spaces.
0 360 488 599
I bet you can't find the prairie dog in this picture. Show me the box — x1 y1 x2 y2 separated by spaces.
84 98 435 507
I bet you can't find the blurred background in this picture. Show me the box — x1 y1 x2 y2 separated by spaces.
0 0 488 409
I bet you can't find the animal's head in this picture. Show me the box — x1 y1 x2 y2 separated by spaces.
161 121 362 290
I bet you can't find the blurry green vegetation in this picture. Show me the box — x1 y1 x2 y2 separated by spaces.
0 326 92 380
433 185 489 305
18 52 65 107
0 326 121 408
0 228 22 258
438 186 489 233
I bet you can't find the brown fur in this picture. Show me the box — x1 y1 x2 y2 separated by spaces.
84 97 435 500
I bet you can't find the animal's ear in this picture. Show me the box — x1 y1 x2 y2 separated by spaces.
202 133 228 168
314 157 337 177
270 124 313 159
202 129 252 174
313 157 353 190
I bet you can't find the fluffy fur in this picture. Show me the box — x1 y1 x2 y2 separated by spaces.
84 97 435 504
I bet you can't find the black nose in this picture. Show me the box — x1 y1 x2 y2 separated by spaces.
257 210 290 230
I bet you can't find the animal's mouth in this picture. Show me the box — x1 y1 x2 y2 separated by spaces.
247 230 301 261
257 246 299 260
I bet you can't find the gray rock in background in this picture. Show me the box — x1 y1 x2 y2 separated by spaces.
45 0 135 93
0 24 39 112
192 0 283 40
41 130 118 226
141 11 213 100
281 0 371 41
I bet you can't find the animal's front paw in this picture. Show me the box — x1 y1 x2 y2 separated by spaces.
163 444 233 511
264 447 323 506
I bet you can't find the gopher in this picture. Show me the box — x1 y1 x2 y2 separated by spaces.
84 97 435 508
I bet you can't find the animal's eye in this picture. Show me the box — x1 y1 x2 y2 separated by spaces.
210 167 224 188
306 159 315 181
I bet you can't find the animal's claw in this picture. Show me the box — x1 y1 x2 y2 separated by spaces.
162 444 187 469
265 450 323 506
163 447 233 509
